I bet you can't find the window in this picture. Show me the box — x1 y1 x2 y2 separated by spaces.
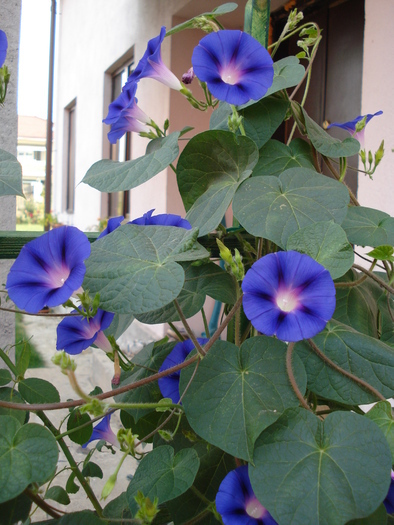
63 99 76 213
103 52 134 219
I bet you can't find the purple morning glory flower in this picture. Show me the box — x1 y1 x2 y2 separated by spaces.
103 83 151 144
158 338 209 404
6 226 91 314
327 111 383 148
56 308 114 355
242 251 336 342
97 216 124 239
123 27 182 93
216 466 278 525
82 413 118 449
384 471 394 514
0 30 7 67
191 30 274 106
129 209 192 229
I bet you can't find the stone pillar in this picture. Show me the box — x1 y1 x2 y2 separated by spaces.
0 0 22 356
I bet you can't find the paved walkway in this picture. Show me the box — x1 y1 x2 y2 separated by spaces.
22 309 158 520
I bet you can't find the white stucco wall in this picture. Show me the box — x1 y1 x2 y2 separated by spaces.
358 0 394 216
53 0 196 231
0 0 21 353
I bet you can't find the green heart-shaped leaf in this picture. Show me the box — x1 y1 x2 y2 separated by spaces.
250 408 392 525
0 149 24 197
365 401 394 462
82 132 180 193
295 321 394 404
136 261 237 324
177 130 258 236
84 225 208 314
233 167 349 248
210 95 289 149
253 138 315 177
181 337 306 461
341 206 394 247
126 446 200 513
287 221 354 279
0 416 59 504
18 378 60 404
302 108 360 158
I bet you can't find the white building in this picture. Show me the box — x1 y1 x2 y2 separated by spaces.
52 0 394 231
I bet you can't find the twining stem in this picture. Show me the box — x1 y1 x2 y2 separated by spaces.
0 296 245 413
24 487 62 519
0 305 79 317
183 509 213 525
67 369 91 402
201 307 210 338
203 294 244 354
37 411 104 517
0 354 200 411
174 299 206 356
353 264 394 295
285 343 312 412
234 284 242 348
0 347 18 376
56 410 116 440
110 401 182 411
307 339 386 401
168 322 186 341
323 156 359 206
335 260 376 289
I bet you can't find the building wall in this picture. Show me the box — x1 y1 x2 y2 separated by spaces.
54 0 194 230
358 0 394 216
0 0 21 353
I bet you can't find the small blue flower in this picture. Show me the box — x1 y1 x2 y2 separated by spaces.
129 209 192 229
242 251 336 342
327 111 383 148
216 466 278 525
192 30 274 105
384 471 394 514
158 338 209 404
82 413 118 448
56 308 114 355
123 27 182 92
6 226 91 314
0 30 8 68
97 216 124 239
103 83 151 144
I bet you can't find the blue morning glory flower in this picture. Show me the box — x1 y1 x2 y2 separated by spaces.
82 413 118 448
56 308 114 355
216 466 278 525
191 30 274 106
242 251 336 342
129 209 192 229
6 226 91 314
103 83 151 144
327 111 383 148
384 471 394 514
158 338 209 404
97 216 124 239
0 30 8 67
123 27 182 93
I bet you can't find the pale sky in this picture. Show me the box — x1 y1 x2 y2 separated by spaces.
18 0 52 119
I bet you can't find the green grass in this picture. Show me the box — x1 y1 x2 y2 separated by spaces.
15 313 46 368
16 224 44 232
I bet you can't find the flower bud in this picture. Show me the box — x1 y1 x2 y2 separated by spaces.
182 67 195 85
101 473 117 500
374 140 385 166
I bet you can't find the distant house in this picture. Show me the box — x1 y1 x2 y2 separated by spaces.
16 116 47 227
52 0 393 233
